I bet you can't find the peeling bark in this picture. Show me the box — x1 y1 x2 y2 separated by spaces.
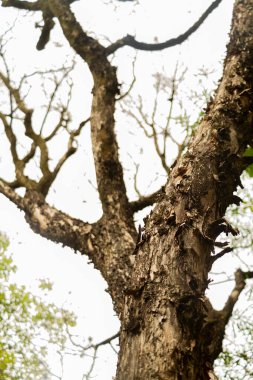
115 1 253 378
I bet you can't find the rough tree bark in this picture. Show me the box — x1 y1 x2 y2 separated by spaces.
1 0 253 379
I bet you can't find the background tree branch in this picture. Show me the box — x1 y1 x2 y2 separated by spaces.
0 61 82 196
106 0 223 55
203 268 253 365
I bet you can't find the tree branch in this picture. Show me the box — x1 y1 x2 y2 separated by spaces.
202 268 253 364
0 60 83 196
0 4 137 309
68 330 119 352
209 247 233 266
1 0 77 10
122 66 192 177
0 71 31 114
2 0 42 11
47 0 134 226
0 179 25 208
130 186 165 212
0 108 39 191
221 269 253 324
36 11 55 50
0 179 97 255
93 332 119 350
106 0 223 55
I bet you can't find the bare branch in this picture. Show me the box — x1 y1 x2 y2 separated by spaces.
70 117 90 138
1 0 77 50
209 247 233 266
0 179 25 208
116 56 136 101
0 49 15 128
93 332 119 350
0 71 31 114
18 65 74 88
83 348 97 380
202 269 253 363
2 1 136 244
121 65 193 180
106 0 223 55
243 271 253 279
45 142 76 186
130 186 165 212
68 331 119 353
0 56 81 197
2 0 42 11
0 181 96 255
147 77 171 173
0 109 39 191
22 142 36 164
65 326 119 380
36 10 55 51
221 269 253 324
122 104 152 138
123 91 172 173
0 22 137 310
44 108 68 141
40 63 75 134
47 0 134 225
163 64 179 159
130 162 140 197
1 0 77 10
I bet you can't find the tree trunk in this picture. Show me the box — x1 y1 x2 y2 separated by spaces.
115 1 253 378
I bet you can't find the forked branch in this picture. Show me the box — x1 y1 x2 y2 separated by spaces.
204 268 253 362
0 59 84 196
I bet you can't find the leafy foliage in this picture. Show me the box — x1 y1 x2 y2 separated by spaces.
216 311 253 380
0 234 76 380
243 147 253 177
214 179 253 379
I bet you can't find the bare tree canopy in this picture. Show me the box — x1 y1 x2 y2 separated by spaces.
1 0 253 379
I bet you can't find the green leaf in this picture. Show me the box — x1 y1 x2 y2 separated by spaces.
0 233 78 379
243 147 253 157
246 165 253 177
243 147 253 177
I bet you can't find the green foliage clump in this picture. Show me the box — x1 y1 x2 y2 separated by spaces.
216 312 253 380
0 234 76 380
243 147 253 178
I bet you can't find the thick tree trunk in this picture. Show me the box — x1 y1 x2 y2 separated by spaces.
115 1 253 378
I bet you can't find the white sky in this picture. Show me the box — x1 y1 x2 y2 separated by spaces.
0 0 246 379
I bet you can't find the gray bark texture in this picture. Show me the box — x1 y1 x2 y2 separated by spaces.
1 0 253 379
